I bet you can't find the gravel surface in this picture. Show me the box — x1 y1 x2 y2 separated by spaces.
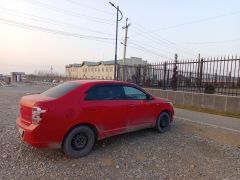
0 83 240 179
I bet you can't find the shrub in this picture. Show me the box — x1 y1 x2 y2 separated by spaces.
158 80 163 87
237 78 240 88
144 78 151 86
204 83 215 94
185 78 191 87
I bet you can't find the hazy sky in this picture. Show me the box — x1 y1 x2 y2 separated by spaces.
0 0 240 75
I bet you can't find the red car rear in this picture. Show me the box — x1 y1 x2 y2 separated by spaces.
16 80 174 158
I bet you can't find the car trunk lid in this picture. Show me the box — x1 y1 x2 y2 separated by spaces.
19 94 54 125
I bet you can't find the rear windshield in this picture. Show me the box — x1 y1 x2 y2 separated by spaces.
41 82 80 98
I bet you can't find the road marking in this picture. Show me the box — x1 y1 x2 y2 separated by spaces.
175 116 240 134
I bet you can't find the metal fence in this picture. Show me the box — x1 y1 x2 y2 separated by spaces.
118 56 240 96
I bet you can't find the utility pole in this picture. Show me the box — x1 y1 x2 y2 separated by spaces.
122 18 131 66
109 2 123 80
122 18 131 81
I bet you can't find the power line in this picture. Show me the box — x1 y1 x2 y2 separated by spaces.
129 18 197 56
0 17 116 41
130 19 174 45
128 42 172 60
65 0 113 15
128 39 173 55
184 38 240 45
0 6 116 37
22 0 115 25
149 10 240 32
130 24 197 57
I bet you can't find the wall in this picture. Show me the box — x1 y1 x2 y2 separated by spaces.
144 88 240 113
65 64 114 79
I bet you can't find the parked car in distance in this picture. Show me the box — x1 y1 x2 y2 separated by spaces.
16 80 174 158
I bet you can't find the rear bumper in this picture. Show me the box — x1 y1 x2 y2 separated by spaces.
16 117 54 148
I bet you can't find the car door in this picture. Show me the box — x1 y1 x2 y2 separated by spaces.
82 84 128 138
123 85 156 128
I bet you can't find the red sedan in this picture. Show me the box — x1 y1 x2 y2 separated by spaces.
16 80 174 158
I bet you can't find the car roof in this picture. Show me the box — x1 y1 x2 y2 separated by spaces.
70 80 135 86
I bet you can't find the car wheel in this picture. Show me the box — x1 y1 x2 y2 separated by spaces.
156 112 171 133
62 125 95 158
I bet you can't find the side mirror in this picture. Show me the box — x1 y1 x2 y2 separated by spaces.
146 94 153 100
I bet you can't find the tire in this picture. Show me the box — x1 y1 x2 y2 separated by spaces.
62 125 95 158
156 112 171 133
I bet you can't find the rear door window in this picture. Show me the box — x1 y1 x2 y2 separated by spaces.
85 85 124 100
41 82 80 98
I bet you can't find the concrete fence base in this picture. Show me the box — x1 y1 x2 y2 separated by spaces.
144 88 240 114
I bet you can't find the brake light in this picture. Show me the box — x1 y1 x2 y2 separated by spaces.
32 106 47 124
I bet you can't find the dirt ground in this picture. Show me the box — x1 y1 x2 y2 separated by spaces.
0 82 240 179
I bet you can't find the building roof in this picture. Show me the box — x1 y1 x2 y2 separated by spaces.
11 72 25 75
100 60 115 65
82 61 100 66
66 57 147 68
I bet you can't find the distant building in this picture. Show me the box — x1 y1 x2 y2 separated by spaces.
11 72 25 82
65 57 147 80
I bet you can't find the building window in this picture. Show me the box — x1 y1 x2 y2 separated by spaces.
102 67 104 72
88 68 90 72
106 67 108 72
91 68 93 72
98 68 100 72
110 67 113 72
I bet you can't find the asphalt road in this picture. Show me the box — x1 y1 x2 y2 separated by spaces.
175 108 240 133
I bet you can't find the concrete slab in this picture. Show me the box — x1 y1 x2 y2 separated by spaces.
192 93 203 107
226 96 240 113
175 91 184 104
183 92 193 105
202 94 215 109
167 91 176 103
214 95 227 112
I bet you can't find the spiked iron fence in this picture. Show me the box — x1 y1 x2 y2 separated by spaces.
118 56 240 96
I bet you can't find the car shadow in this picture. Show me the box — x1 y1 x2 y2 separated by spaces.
18 124 176 161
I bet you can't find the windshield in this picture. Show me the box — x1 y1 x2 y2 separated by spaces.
41 82 80 98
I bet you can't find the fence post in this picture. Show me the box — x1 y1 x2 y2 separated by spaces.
199 58 203 90
172 54 178 90
116 64 120 81
138 65 141 85
142 65 146 86
197 56 203 91
121 64 124 81
163 62 167 90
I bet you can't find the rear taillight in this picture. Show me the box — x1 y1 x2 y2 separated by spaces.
32 106 47 124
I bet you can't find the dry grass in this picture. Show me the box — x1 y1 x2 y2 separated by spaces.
174 104 240 119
